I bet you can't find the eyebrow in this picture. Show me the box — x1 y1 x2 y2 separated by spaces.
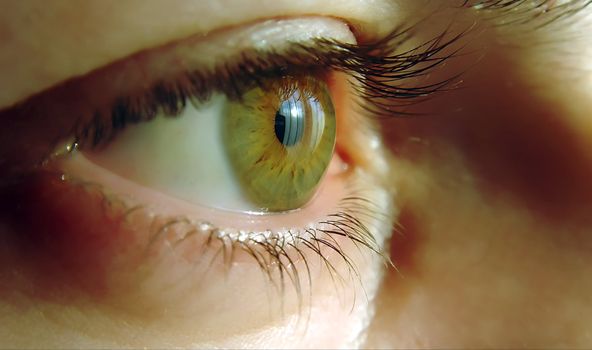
468 0 592 26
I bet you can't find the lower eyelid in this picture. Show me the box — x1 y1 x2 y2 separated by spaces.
58 151 350 234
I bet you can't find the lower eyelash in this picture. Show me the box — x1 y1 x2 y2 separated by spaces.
45 169 391 303
155 201 388 299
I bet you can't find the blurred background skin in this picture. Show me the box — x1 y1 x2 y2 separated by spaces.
1 0 592 348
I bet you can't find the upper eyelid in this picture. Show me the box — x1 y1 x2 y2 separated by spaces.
0 18 366 180
65 45 353 149
8 10 536 181
1 17 358 113
0 0 398 110
20 21 359 124
1 0 588 109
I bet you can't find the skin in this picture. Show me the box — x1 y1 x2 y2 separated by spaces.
1 0 592 348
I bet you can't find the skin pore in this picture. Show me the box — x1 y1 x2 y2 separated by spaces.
1 0 592 348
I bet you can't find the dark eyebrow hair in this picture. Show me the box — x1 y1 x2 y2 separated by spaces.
466 0 592 27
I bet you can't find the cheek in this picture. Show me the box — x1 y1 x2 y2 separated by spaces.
383 38 592 224
365 25 592 347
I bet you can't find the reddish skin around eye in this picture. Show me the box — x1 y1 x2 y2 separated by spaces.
0 173 143 303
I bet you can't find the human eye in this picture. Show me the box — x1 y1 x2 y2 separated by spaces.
0 8 441 347
6 0 592 348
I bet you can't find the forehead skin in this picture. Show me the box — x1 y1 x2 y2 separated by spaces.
0 0 397 109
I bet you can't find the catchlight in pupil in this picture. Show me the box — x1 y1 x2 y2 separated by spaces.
224 75 336 212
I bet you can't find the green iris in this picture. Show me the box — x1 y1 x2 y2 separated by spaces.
223 75 336 212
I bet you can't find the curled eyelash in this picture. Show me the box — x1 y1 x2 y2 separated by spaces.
73 24 468 149
314 24 471 119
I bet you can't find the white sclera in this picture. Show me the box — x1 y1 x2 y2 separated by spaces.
88 94 259 212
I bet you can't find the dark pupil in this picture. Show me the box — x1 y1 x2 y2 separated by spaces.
274 93 305 147
274 111 286 145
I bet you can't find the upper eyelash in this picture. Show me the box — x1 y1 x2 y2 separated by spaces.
79 0 592 145
321 24 470 118
73 24 466 149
